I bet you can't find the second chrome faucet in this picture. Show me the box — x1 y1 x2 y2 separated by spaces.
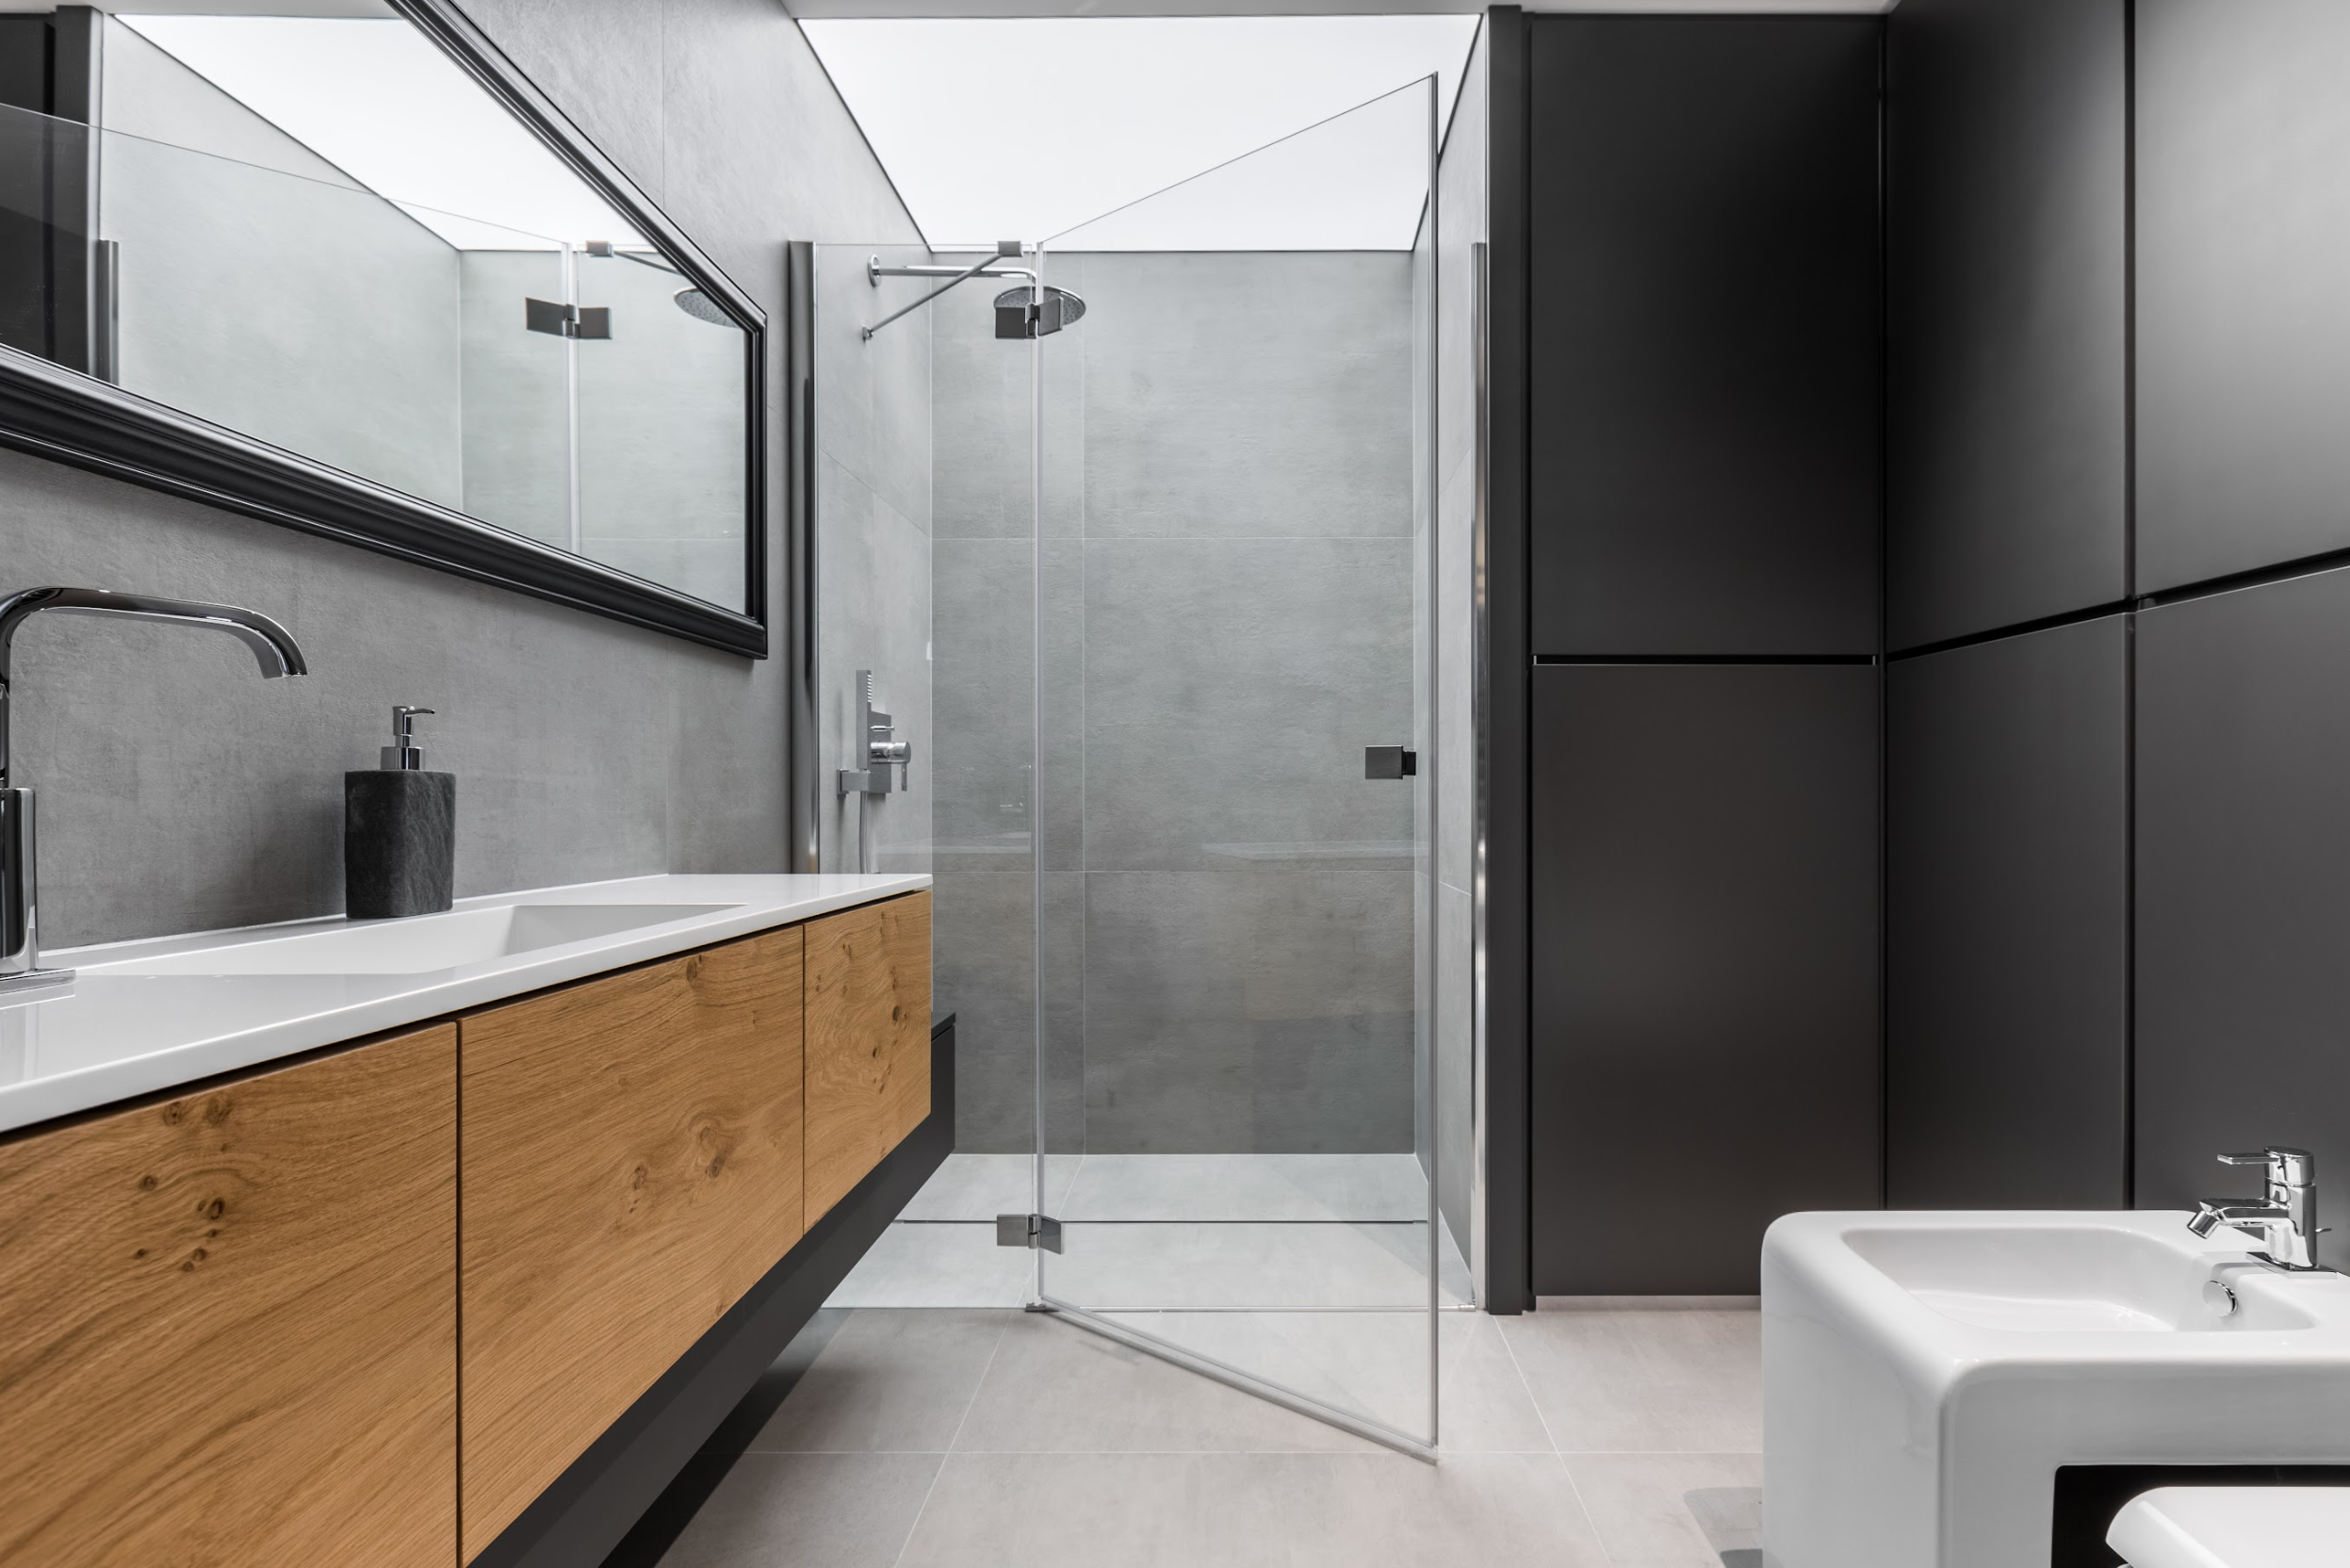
2187 1147 2327 1270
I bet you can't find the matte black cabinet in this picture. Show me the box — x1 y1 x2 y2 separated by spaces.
2137 0 2350 593
1530 664 1881 1295
1526 17 1882 658
1885 0 2127 649
2136 568 2350 1270
1886 618 2129 1207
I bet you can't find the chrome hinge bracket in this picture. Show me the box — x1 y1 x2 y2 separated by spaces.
996 1212 1064 1253
525 298 612 339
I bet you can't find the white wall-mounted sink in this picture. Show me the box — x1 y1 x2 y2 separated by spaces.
79 903 742 975
1763 1211 2350 1568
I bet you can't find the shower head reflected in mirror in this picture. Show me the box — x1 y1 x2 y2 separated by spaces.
586 239 735 326
672 288 733 326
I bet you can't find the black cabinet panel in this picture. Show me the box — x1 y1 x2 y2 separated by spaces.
2138 1 2350 592
1885 0 2127 648
1887 618 2129 1207
1531 664 1881 1295
1527 18 1882 658
2137 568 2350 1269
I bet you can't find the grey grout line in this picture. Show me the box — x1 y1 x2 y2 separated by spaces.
886 1308 1014 1568
1490 1314 1624 1564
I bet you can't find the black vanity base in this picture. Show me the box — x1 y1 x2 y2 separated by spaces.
470 1015 955 1568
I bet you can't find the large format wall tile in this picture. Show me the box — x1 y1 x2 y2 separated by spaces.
2138 0 2350 592
1887 617 2130 1207
1083 868 1416 1153
1885 0 2127 646
817 454 932 875
1082 537 1413 874
1079 253 1413 541
815 244 935 537
931 539 1083 875
933 869 1085 1152
1528 17 1882 658
2137 566 2350 1269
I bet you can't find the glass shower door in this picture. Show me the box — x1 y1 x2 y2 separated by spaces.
1021 80 1454 1453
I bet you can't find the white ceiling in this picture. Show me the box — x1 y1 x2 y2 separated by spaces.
803 14 1477 250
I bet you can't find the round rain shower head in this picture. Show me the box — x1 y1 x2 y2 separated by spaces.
672 286 733 327
994 284 1086 327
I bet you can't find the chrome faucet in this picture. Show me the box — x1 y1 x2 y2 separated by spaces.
0 588 308 991
2187 1147 2326 1270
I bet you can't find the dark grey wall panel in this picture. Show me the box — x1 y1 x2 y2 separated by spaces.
1527 18 1882 658
2138 1 2350 592
1885 0 2128 649
2137 567 2350 1270
1887 617 2129 1207
1531 663 1881 1295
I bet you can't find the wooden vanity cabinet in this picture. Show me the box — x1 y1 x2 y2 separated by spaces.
0 890 934 1568
804 892 933 1224
0 1024 458 1568
458 925 806 1561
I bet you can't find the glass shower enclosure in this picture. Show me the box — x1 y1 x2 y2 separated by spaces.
825 76 1454 1455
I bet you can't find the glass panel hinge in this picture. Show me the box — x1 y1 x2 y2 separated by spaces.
996 1212 1064 1252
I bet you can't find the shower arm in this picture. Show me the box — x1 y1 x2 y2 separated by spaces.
861 244 1035 340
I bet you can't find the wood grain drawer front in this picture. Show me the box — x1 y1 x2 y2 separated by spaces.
805 890 932 1225
459 925 805 1561
0 1025 458 1568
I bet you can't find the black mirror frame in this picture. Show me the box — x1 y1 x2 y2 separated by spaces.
0 0 769 658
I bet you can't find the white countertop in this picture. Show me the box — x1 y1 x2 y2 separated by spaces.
0 873 929 1135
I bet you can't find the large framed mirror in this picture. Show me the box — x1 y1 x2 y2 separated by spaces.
0 0 766 654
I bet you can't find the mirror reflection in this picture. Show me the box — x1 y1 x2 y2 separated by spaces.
0 6 753 615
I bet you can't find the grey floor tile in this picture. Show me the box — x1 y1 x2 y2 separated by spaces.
1286 1451 1613 1568
1498 1305 1763 1453
1561 1452 1763 1568
652 1451 940 1568
747 1309 1010 1453
1432 1311 1558 1454
893 1451 1222 1568
952 1310 1382 1454
1088 1308 1437 1444
897 1451 1608 1568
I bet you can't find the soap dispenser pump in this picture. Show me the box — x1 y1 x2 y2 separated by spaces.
345 705 455 919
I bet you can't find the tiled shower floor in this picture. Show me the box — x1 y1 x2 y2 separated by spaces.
827 1153 1477 1311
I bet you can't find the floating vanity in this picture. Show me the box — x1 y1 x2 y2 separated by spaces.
1761 1210 2350 1568
0 874 938 1568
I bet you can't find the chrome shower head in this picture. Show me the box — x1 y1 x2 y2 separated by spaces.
672 287 733 326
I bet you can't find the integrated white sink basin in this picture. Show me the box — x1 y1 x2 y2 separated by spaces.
79 903 740 975
1763 1211 2350 1568
1845 1223 2317 1333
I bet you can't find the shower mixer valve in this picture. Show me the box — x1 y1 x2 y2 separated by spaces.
838 669 910 796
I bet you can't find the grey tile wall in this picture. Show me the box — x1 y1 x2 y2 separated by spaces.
931 250 1421 1154
815 244 933 877
0 0 921 948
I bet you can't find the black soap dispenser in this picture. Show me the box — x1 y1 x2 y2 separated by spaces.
345 705 455 919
